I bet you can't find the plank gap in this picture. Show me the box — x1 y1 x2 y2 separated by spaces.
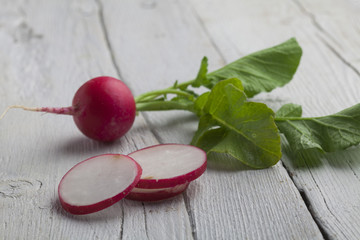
95 0 125 81
182 191 197 240
187 0 227 65
142 202 150 240
119 203 124 240
280 161 328 240
139 112 165 144
292 0 326 32
298 189 330 240
347 163 360 183
292 0 360 77
317 35 360 77
306 166 349 239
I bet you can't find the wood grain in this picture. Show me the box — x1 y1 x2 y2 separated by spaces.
1 0 360 239
103 0 323 239
294 0 360 73
190 0 360 239
0 0 163 239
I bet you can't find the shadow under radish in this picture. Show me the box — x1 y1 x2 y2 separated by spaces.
55 135 127 158
139 111 199 144
52 195 123 222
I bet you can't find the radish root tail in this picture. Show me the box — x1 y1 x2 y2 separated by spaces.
0 105 41 120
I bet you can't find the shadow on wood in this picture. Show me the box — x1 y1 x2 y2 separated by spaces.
52 197 123 221
54 136 125 157
282 141 360 170
206 152 254 171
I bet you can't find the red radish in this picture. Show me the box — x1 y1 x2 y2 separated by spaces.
129 144 207 189
126 182 190 202
58 144 206 212
0 76 136 142
58 154 142 215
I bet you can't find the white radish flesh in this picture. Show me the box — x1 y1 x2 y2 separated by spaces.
58 154 142 215
126 183 189 202
129 144 207 189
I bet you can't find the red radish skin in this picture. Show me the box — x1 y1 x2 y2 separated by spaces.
129 144 207 189
58 154 142 215
126 182 190 202
0 76 136 142
72 77 135 141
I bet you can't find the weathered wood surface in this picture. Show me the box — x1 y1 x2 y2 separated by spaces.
0 0 359 239
190 1 360 239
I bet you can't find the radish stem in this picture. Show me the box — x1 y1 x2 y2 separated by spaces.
134 78 196 104
134 79 198 113
136 101 195 112
135 89 194 103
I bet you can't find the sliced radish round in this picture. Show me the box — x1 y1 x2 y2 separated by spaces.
126 182 190 202
58 154 142 215
129 144 207 189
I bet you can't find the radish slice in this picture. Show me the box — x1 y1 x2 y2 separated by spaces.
129 144 207 189
126 182 190 202
58 154 142 215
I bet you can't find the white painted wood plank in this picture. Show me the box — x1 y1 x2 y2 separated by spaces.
294 0 360 72
190 0 360 239
103 0 323 239
282 1 360 239
0 0 167 239
282 141 360 240
3 0 358 239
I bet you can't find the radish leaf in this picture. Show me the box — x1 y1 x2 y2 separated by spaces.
276 104 360 153
191 57 209 88
192 78 281 168
275 103 302 118
194 92 210 116
205 38 302 97
135 38 360 167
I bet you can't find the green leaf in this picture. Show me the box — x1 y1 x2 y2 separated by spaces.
191 114 218 147
192 127 226 152
191 57 209 88
194 92 210 116
192 78 282 168
205 38 302 97
173 80 179 88
204 78 245 114
275 103 302 118
276 104 360 153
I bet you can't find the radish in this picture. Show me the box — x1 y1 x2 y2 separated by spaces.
129 144 207 189
126 183 190 202
0 76 136 142
58 154 142 215
58 144 206 214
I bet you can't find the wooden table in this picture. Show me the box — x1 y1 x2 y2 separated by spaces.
1 0 360 239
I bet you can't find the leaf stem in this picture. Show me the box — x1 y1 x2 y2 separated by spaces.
174 79 194 89
134 78 196 103
274 116 322 121
136 100 196 113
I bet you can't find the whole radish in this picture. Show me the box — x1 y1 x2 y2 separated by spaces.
0 76 136 141
71 76 136 141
